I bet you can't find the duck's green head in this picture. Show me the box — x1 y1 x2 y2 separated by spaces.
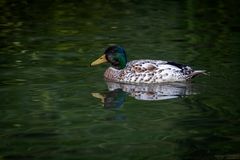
91 46 127 69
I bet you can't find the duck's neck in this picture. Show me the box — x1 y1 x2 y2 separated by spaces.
117 55 127 69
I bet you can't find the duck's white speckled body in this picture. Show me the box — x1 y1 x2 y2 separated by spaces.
104 60 205 84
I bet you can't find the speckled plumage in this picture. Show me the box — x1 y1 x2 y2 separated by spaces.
91 46 206 84
104 60 205 84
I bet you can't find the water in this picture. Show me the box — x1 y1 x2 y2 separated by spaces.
1 0 240 160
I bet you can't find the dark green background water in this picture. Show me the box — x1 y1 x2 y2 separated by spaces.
1 0 240 160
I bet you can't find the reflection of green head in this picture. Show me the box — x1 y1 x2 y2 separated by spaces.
105 89 126 108
104 46 128 69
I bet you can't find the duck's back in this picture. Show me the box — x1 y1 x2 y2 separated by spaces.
104 60 204 84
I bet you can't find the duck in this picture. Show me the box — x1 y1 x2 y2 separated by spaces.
90 46 206 84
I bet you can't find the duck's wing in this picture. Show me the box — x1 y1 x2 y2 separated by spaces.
124 60 198 83
120 60 205 83
165 61 193 75
121 60 181 83
164 61 206 80
126 60 193 75
126 60 167 72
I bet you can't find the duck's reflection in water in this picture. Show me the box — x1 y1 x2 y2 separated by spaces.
92 89 126 109
92 81 196 108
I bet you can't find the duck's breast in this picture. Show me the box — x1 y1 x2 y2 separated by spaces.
104 67 122 82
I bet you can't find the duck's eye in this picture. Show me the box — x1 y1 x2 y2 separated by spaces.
112 57 118 63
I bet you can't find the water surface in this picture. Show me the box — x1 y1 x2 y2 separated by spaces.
1 0 240 160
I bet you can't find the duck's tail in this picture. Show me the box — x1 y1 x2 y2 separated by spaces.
187 70 208 80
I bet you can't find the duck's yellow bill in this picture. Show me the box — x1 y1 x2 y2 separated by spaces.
90 54 107 66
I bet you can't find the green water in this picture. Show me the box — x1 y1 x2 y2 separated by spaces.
1 0 240 160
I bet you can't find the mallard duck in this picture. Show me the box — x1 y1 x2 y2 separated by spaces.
91 46 206 84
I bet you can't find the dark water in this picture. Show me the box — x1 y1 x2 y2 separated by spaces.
1 0 240 160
